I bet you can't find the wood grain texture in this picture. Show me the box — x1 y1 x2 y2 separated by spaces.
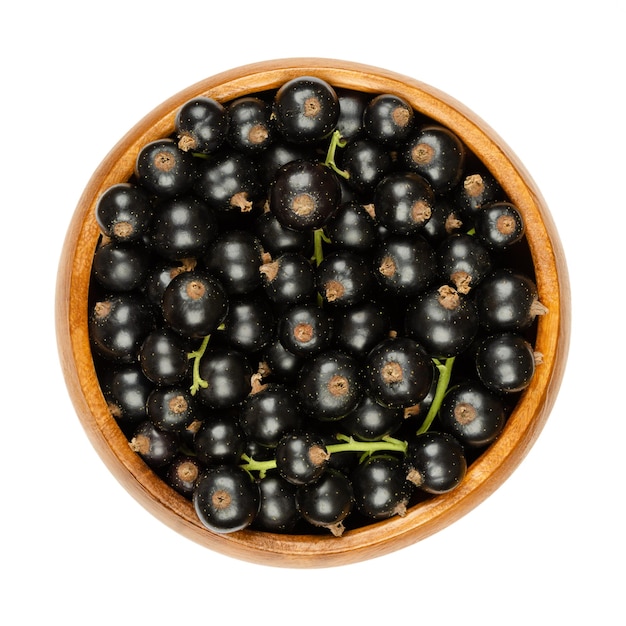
55 58 571 568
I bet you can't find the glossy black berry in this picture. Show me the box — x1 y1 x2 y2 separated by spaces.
439 380 507 448
128 420 179 469
260 337 304 384
373 171 435 235
404 284 479 358
92 240 151 292
278 303 334 357
437 232 492 294
148 194 219 262
296 468 354 536
270 159 341 231
398 125 466 194
135 138 197 197
339 138 393 198
473 269 547 332
405 432 467 494
176 96 228 154
297 350 364 421
222 295 274 353
363 93 414 146
341 390 404 441
374 234 437 297
194 149 263 214
254 210 312 256
166 455 202 498
333 299 390 357
204 230 264 296
138 327 190 386
95 182 152 243
455 171 503 221
273 76 339 144
161 270 228 338
100 364 152 428
195 348 253 409
335 88 370 140
193 465 260 533
146 386 199 433
239 382 302 448
366 336 434 409
259 252 316 307
324 201 378 253
421 196 464 246
473 202 526 250
475 333 537 394
226 96 274 153
351 454 413 520
276 431 329 485
316 250 374 308
252 474 300 533
193 411 247 465
89 293 155 362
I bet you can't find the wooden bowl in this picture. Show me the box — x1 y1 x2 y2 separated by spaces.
56 58 570 568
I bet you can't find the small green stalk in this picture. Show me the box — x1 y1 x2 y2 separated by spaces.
323 130 350 179
416 357 455 435
312 227 331 267
239 434 408 479
187 334 211 395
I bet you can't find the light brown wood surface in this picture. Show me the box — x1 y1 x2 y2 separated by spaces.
55 58 571 568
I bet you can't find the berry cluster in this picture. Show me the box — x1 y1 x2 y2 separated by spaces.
89 75 547 537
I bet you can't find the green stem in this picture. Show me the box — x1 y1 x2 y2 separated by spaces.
187 334 211 395
416 357 456 435
312 227 331 267
323 130 350 179
238 434 408 479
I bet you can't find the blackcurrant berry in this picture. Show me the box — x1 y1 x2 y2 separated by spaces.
404 284 479 358
226 96 274 153
146 386 199 433
473 268 548 332
296 468 354 536
405 432 467 494
439 380 507 448
437 232 492 294
222 295 274 353
166 455 202 498
335 87 370 140
195 348 253 409
475 332 538 394
363 93 414 146
95 182 152 243
324 201 378 253
128 420 179 469
339 138 393 198
138 327 190 386
176 96 228 154
398 125 466 194
366 336 434 409
278 303 334 357
92 240 152 292
455 171 502 221
259 252 316 307
273 76 340 144
100 364 152 429
135 138 197 197
276 431 329 485
89 292 155 362
333 299 390 357
252 473 300 533
239 382 302 449
193 411 247 465
148 194 219 262
341 390 404 441
374 234 437 297
204 230 264 296
193 465 260 533
473 202 526 250
161 270 228 339
297 349 364 421
254 210 312 256
373 171 435 235
316 250 374 308
351 454 413 520
270 159 341 231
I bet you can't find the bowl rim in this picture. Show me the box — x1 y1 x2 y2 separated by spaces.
56 57 571 568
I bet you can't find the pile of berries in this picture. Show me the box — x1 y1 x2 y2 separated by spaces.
89 75 547 537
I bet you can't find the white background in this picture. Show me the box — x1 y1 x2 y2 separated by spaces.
2 2 623 624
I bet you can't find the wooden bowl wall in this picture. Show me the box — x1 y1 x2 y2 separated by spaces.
55 58 570 568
